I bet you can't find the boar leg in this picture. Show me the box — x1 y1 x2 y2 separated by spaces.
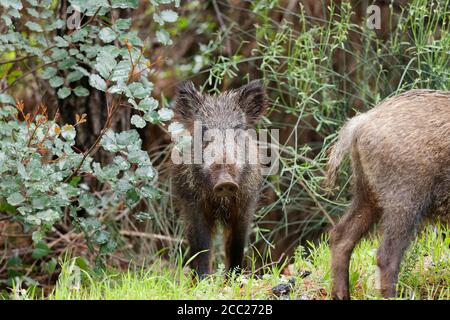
377 203 423 298
330 193 379 300
186 211 213 279
225 217 250 274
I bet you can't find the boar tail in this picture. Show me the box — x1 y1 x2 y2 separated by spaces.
325 114 366 190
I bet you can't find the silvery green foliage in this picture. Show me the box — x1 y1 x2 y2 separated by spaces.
0 105 160 253
0 0 177 256
0 0 177 121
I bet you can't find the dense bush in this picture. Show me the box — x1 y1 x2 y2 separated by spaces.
0 0 179 289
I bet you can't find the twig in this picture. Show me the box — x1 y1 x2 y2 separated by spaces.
0 46 55 66
212 0 232 56
296 179 336 226
253 253 286 274
0 61 54 93
120 230 186 244
0 233 31 237
79 7 101 30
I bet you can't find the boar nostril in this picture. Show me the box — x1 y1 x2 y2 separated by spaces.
213 182 238 198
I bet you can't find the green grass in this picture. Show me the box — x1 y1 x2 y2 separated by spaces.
13 224 449 300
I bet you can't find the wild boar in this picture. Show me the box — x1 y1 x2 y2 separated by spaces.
171 80 267 278
326 89 450 299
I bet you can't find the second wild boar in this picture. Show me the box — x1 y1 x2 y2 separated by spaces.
326 89 450 299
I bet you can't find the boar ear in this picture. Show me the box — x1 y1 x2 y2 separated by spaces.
174 81 203 119
237 80 267 125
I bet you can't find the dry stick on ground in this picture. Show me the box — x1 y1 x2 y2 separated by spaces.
119 230 186 244
253 253 286 274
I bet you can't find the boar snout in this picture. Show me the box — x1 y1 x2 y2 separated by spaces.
213 172 239 198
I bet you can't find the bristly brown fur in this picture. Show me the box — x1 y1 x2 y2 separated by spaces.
171 80 267 277
327 89 450 299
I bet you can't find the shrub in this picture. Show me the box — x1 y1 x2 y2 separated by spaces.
0 0 179 289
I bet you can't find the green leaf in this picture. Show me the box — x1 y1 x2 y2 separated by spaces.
71 28 88 42
69 0 108 15
49 76 64 88
110 60 131 83
100 129 119 152
160 9 178 23
111 0 139 9
130 114 146 128
57 87 71 99
116 179 132 193
93 163 120 182
27 7 40 18
74 86 89 97
44 258 57 274
99 27 116 43
32 231 44 243
79 193 97 209
128 82 148 99
135 165 155 179
51 48 69 61
100 240 117 254
0 93 15 105
73 66 90 76
1 0 23 10
25 215 41 225
32 241 51 259
54 35 69 47
113 156 130 170
67 70 84 82
89 74 107 92
69 48 79 55
92 230 110 245
95 50 117 79
36 209 60 224
139 184 160 199
58 57 77 70
48 18 65 30
116 129 140 148
7 8 20 18
2 15 12 26
61 124 76 140
69 176 81 187
7 192 25 206
125 188 140 207
0 201 17 214
158 107 174 121
17 206 31 215
114 18 131 30
156 29 172 45
25 21 43 32
138 97 158 111
42 67 57 80
128 150 149 164
168 121 184 135
79 217 101 232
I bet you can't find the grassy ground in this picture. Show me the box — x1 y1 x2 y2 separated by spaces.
16 224 449 300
